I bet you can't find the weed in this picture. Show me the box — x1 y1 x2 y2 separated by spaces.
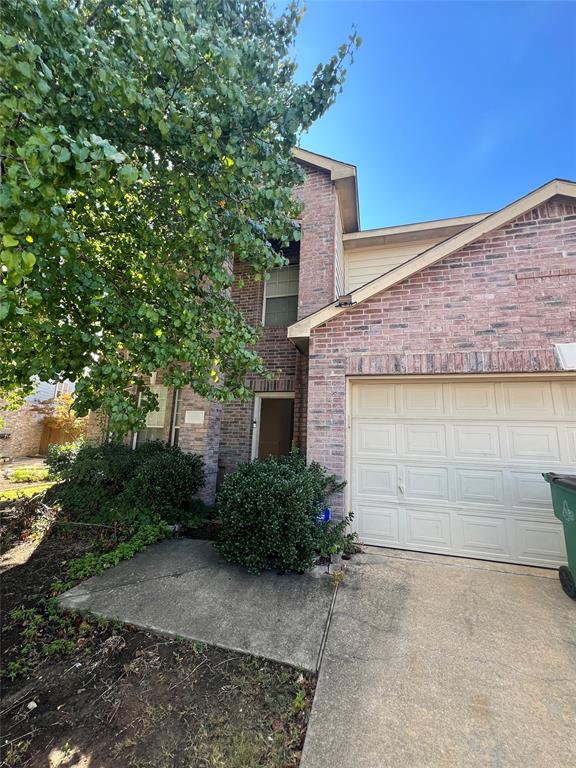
292 688 306 713
2 523 170 682
191 641 208 655
330 570 345 587
43 638 77 657
3 739 31 766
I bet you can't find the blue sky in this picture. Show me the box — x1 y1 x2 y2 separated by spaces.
291 1 576 230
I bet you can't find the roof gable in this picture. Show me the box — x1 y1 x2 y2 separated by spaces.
293 148 360 233
288 178 576 343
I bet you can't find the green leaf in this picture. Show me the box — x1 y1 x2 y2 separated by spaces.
15 60 32 78
0 303 10 321
2 235 18 248
0 250 18 270
118 165 139 185
21 251 36 272
56 147 71 163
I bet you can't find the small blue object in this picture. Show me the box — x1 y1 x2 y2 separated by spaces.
316 507 331 524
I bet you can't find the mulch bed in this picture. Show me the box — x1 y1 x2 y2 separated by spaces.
1 526 315 768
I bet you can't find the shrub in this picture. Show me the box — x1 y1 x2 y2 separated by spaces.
121 447 206 526
216 452 345 573
45 439 84 478
46 441 205 527
9 467 50 483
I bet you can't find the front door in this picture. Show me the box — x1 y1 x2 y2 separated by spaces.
257 397 294 458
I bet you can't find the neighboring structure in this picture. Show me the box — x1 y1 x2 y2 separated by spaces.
93 149 576 568
0 379 75 459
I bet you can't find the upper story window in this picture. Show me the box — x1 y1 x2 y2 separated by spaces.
263 265 299 327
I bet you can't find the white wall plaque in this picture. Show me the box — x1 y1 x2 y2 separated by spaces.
184 409 205 425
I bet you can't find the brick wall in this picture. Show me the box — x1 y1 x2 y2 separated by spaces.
86 411 108 444
176 389 221 504
0 403 44 459
296 165 339 319
306 197 576 514
216 165 341 475
218 257 305 477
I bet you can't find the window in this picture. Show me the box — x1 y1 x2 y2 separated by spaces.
263 265 299 327
135 384 169 445
170 388 181 446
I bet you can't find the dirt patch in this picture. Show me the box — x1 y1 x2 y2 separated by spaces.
184 518 221 541
1 530 315 767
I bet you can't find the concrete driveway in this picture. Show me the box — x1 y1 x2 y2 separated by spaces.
302 547 576 768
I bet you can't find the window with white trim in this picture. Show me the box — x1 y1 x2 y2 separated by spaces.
170 388 181 446
135 384 169 445
263 265 299 327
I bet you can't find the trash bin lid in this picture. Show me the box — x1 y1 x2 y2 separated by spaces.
546 473 576 491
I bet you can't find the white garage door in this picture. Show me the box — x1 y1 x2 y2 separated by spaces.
351 378 576 567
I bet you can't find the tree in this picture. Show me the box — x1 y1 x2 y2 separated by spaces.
0 0 359 436
32 392 87 440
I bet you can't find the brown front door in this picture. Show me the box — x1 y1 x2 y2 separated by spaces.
257 398 294 458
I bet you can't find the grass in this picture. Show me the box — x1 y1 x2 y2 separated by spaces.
9 467 50 483
0 481 55 501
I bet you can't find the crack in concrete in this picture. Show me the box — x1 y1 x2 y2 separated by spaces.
62 562 216 598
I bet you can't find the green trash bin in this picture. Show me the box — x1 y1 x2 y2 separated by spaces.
543 473 576 601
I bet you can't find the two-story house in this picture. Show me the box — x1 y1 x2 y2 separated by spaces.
95 148 576 570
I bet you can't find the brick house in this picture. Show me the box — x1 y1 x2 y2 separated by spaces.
102 149 576 569
0 379 76 459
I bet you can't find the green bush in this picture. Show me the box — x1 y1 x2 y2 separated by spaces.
46 441 206 527
45 439 84 478
216 452 346 573
9 467 50 483
121 447 206 527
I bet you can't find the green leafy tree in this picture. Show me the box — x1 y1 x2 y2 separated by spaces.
0 0 359 435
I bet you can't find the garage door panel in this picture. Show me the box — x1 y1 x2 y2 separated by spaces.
560 383 576 416
405 508 452 549
353 421 396 455
401 383 445 417
500 381 556 417
567 428 576 463
509 471 555 510
457 514 510 557
402 423 447 457
352 383 396 417
351 378 574 568
454 468 505 506
452 424 501 460
514 520 567 565
403 466 450 501
451 382 498 417
355 462 398 498
356 503 400 545
506 425 561 462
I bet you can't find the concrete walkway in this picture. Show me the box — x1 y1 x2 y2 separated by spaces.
59 539 335 671
301 548 576 768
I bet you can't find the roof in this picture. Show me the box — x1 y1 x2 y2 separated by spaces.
293 148 360 233
288 178 576 343
343 212 490 251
